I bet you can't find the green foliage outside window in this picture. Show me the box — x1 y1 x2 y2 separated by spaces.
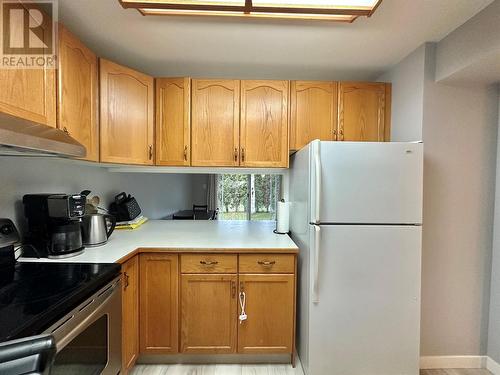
217 174 281 221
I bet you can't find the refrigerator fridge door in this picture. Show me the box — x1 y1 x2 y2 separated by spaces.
310 141 423 225
306 224 421 375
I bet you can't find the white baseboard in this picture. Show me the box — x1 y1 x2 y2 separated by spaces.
487 357 500 375
420 356 486 369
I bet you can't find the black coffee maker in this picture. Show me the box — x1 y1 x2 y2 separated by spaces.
23 194 86 259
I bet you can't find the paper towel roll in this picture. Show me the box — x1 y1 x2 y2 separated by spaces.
276 200 290 234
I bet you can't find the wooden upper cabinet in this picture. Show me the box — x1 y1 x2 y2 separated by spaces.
180 274 237 354
122 255 139 374
139 254 179 354
58 24 99 161
238 274 295 354
338 82 390 142
99 58 154 165
156 78 191 166
0 7 55 127
191 79 240 167
290 81 337 151
240 80 289 168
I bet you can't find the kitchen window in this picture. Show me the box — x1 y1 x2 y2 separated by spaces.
217 174 282 221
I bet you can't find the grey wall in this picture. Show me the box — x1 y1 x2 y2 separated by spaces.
421 44 498 356
488 88 500 363
378 45 426 141
0 157 206 231
435 0 500 84
379 43 498 357
191 174 209 206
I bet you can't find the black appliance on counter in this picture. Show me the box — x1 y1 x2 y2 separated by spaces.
109 192 141 222
23 194 86 259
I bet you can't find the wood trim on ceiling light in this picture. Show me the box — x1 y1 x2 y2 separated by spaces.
137 8 358 21
119 0 381 21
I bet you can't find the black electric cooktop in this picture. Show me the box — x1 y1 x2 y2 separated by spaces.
0 262 121 342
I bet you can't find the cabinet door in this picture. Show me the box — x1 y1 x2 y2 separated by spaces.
180 274 237 353
100 58 154 165
122 256 139 374
240 80 289 168
290 81 337 150
139 254 179 354
0 7 55 127
338 82 389 142
191 79 240 167
58 24 99 161
238 274 295 354
156 78 191 166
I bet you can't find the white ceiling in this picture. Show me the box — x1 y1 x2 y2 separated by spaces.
58 0 494 81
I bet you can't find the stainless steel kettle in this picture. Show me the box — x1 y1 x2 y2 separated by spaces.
81 213 116 247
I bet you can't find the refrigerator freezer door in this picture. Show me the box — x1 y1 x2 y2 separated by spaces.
307 225 421 375
313 141 423 224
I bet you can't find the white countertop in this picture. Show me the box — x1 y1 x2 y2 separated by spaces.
19 220 298 264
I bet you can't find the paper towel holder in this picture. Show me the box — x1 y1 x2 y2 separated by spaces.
274 199 290 235
273 229 290 235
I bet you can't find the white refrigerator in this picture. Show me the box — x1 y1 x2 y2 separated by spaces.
289 140 423 375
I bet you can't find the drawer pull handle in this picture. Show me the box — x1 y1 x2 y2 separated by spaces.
257 260 276 267
200 260 219 266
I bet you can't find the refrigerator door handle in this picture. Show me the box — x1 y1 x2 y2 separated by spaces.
313 141 321 224
312 224 321 303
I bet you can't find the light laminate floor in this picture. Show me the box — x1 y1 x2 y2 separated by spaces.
421 370 492 375
131 363 492 375
131 358 304 375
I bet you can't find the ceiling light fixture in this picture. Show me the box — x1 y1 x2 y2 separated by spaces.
120 0 382 22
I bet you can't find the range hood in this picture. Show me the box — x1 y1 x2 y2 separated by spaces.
0 112 86 158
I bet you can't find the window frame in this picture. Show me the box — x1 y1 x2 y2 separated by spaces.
217 173 282 221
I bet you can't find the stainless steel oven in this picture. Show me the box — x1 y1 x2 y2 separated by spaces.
43 276 122 375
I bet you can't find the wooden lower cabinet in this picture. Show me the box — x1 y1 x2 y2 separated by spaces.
139 254 179 354
180 274 238 353
238 274 295 353
123 251 296 365
122 255 139 374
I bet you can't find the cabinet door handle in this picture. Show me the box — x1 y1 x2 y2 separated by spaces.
241 147 245 163
232 281 236 298
62 126 70 135
234 147 238 162
333 129 337 141
257 260 276 267
339 129 344 141
148 145 153 160
123 272 129 290
200 260 219 266
184 145 188 161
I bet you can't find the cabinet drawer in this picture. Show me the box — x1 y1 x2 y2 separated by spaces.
239 254 295 273
181 254 237 274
